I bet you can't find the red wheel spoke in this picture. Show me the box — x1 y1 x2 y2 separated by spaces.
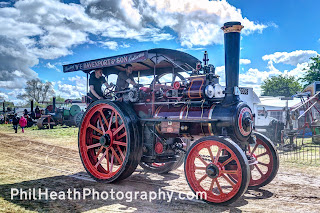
88 124 104 135
116 132 126 140
105 150 110 172
214 147 222 164
258 161 269 167
113 141 127 147
98 117 106 134
197 155 208 166
110 147 122 165
256 152 268 158
115 113 118 129
254 164 264 176
87 143 101 150
92 135 100 140
195 166 206 170
221 157 233 167
250 144 258 157
99 109 109 128
117 145 125 160
222 174 235 186
197 174 208 183
108 111 114 130
209 179 215 191
222 170 238 175
110 154 114 171
113 124 125 136
215 179 223 195
95 150 107 168
207 147 214 162
95 146 104 159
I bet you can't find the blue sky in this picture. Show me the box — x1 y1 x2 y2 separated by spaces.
0 0 319 104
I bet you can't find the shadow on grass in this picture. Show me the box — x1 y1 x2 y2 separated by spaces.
0 171 274 213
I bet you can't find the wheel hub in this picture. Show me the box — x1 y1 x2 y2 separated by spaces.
100 134 112 148
206 164 220 178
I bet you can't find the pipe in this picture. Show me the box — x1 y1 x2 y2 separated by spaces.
31 100 34 112
52 97 56 113
221 22 244 105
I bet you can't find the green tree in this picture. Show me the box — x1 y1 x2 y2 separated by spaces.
300 55 320 87
261 75 302 97
18 79 55 103
49 95 65 103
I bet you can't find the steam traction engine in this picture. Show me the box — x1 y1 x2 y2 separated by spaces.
63 22 279 205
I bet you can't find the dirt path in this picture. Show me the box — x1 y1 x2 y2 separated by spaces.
0 132 319 212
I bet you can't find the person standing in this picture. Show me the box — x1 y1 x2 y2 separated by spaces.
35 106 41 118
19 115 27 133
12 114 19 133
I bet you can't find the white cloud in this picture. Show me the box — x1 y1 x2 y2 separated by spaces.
100 41 118 50
217 55 309 96
215 65 226 86
284 62 309 77
0 36 38 89
57 83 84 99
81 0 268 47
0 0 270 102
139 0 267 47
0 2 10 7
46 63 61 72
262 50 318 66
55 76 87 99
0 92 9 100
120 42 130 48
240 59 251 65
176 47 205 52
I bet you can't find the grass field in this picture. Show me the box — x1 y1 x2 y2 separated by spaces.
0 124 78 150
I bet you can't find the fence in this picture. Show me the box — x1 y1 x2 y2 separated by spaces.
277 136 320 165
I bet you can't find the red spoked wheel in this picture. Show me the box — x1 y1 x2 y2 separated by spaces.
184 136 250 205
247 131 279 189
79 100 140 182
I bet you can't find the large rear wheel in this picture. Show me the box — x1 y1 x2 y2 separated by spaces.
79 100 140 182
184 136 250 205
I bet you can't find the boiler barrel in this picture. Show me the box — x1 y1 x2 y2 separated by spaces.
154 104 216 136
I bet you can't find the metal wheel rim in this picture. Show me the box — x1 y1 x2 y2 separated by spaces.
79 103 128 179
185 140 243 203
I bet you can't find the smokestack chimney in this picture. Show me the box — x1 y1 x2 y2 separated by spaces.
221 22 244 104
52 97 56 113
31 100 34 112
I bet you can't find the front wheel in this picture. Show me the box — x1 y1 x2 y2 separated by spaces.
184 136 250 205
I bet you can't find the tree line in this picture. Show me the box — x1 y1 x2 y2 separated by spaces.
261 55 320 97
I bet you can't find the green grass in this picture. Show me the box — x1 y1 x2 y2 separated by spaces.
0 124 78 150
0 124 77 136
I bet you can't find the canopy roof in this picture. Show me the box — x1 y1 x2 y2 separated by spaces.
63 48 200 77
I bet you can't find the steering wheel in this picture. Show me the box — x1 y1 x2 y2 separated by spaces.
103 84 117 98
150 72 187 88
